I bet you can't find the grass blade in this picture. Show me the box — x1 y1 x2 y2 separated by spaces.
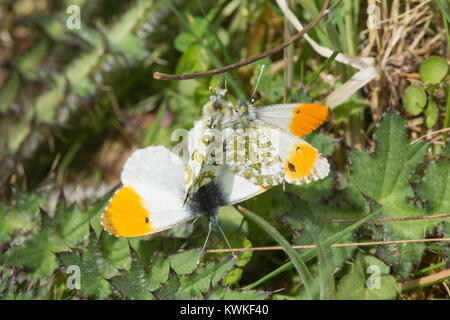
237 206 315 299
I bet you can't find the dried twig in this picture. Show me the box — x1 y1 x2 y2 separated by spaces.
153 0 330 81
411 127 450 144
206 238 450 254
332 213 450 223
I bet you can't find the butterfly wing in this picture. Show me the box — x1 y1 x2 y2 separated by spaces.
101 146 194 238
216 165 270 205
253 103 328 138
184 119 221 203
224 124 329 187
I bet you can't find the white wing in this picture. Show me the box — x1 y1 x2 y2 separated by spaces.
102 146 193 237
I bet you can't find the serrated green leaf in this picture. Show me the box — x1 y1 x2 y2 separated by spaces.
178 257 235 298
54 196 107 247
57 228 115 299
284 186 365 272
2 211 68 282
153 273 190 300
109 246 154 300
0 192 46 243
349 110 430 277
415 143 450 214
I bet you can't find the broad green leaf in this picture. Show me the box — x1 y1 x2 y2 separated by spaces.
420 56 448 85
337 253 400 299
145 252 170 291
99 234 132 271
403 85 427 115
174 33 196 52
169 248 201 275
424 99 438 128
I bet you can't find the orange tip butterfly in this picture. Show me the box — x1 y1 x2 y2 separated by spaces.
100 145 268 262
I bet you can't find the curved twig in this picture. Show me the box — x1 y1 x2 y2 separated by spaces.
153 0 330 81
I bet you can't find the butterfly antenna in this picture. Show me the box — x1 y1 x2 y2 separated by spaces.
216 222 237 261
249 64 265 102
197 221 213 265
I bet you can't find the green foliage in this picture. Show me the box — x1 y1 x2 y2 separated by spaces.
403 85 427 116
336 253 400 300
403 56 449 128
0 0 449 301
420 56 448 85
349 110 448 278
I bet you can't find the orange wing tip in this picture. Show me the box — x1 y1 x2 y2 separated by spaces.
284 143 329 184
289 103 329 138
101 185 153 238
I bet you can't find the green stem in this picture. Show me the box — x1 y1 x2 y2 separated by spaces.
414 261 446 276
344 0 357 56
443 86 450 142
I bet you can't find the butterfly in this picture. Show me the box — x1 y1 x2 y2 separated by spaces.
101 145 268 262
183 83 330 204
183 87 232 204
221 99 331 187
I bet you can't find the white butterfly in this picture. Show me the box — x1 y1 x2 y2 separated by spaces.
183 85 330 203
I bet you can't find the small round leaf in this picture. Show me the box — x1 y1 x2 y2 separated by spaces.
403 85 427 115
420 56 448 85
424 99 438 128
